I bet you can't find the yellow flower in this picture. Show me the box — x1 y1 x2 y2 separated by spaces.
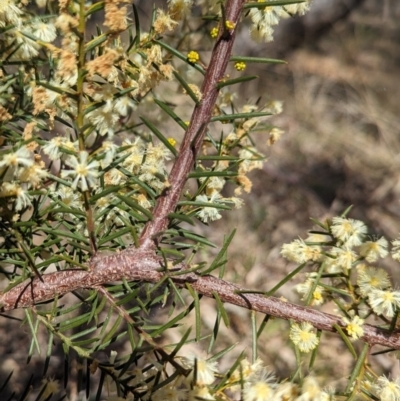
359 237 389 262
225 20 235 30
0 182 32 211
235 61 246 71
343 315 364 340
295 278 325 306
61 151 99 191
210 27 219 38
187 50 199 63
356 265 391 297
18 164 48 188
0 146 33 169
183 354 219 386
330 216 367 248
289 322 319 353
280 239 321 264
368 289 400 318
167 137 177 147
298 376 330 401
153 9 178 34
243 370 277 401
375 376 400 401
168 0 193 21
227 358 264 389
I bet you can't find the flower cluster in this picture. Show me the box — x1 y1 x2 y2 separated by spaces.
281 214 400 350
187 50 200 64
0 144 47 211
248 0 312 43
359 376 400 401
103 351 335 401
0 0 288 229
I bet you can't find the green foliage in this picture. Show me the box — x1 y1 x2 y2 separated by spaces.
1 0 398 400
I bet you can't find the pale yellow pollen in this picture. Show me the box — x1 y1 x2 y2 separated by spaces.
76 165 88 176
7 155 18 166
346 324 359 337
299 331 313 342
313 292 322 302
369 277 380 287
383 292 394 302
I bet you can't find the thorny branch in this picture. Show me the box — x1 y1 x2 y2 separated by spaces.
139 0 246 248
1 0 399 353
2 248 400 349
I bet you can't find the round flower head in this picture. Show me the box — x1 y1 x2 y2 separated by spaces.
281 239 321 264
0 0 23 27
168 0 193 21
52 186 82 209
182 354 218 386
99 140 118 168
243 369 277 401
331 247 357 271
285 2 311 16
359 237 389 262
391 238 400 262
249 5 283 26
330 217 367 248
227 358 266 392
225 20 235 30
31 20 57 42
228 358 264 386
368 289 400 318
342 315 364 340
297 376 333 401
42 137 70 160
0 146 34 170
187 50 199 64
0 182 31 211
289 322 319 353
195 193 222 223
295 278 325 306
356 265 391 297
210 27 218 38
274 382 298 401
18 164 47 188
153 9 178 34
61 151 99 191
374 376 400 401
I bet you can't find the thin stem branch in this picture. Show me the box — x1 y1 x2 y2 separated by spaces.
139 0 246 248
1 248 400 349
76 0 97 254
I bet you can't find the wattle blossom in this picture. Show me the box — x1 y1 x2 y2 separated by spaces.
61 151 99 191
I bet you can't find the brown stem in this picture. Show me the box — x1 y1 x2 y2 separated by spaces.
139 0 245 248
1 248 400 349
